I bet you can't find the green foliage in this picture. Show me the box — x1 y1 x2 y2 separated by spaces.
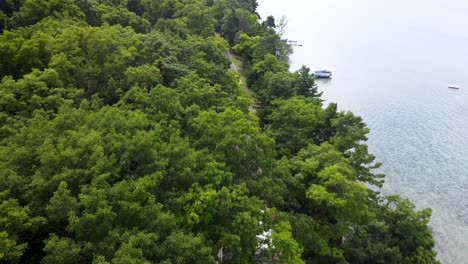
42 235 83 264
0 69 81 118
9 0 85 28
189 108 274 180
175 1 216 38
0 0 439 263
267 97 325 155
0 29 52 78
158 231 214 264
95 4 150 33
0 10 6 32
0 191 46 263
0 231 26 263
46 181 77 224
0 0 21 18
125 64 162 88
270 222 305 264
140 0 181 24
342 196 440 264
295 65 322 98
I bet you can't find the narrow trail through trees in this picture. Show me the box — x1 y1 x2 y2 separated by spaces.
224 50 257 113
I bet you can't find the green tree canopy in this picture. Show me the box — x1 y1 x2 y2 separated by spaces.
0 0 439 263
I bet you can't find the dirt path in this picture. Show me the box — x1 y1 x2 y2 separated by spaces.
224 51 239 73
224 50 257 113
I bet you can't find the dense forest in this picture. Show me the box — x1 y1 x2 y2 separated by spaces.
0 0 440 263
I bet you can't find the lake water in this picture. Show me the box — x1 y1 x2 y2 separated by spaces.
257 1 468 263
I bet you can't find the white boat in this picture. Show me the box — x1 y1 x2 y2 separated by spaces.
448 84 460 89
314 68 332 78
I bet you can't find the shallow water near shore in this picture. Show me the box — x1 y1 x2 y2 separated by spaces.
257 1 468 263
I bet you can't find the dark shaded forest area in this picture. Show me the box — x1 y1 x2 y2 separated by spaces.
0 0 439 263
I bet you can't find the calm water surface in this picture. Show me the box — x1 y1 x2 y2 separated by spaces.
258 1 468 263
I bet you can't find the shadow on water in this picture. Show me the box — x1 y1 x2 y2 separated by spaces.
315 78 332 84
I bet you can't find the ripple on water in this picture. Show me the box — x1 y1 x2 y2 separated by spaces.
257 0 468 262
370 91 468 264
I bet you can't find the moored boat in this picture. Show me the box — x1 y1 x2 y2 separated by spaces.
314 68 332 78
448 84 460 89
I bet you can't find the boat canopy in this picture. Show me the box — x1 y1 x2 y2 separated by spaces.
315 69 332 73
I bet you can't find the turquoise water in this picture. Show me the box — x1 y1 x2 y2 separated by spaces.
258 1 468 263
